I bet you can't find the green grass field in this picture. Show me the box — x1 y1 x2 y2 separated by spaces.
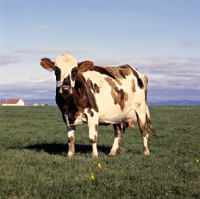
0 106 200 199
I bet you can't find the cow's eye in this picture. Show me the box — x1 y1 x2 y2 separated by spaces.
71 67 78 81
54 66 61 81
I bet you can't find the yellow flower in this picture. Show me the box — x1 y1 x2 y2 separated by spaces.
196 159 199 163
97 163 102 168
90 172 95 180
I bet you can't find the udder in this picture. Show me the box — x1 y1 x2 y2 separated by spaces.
122 109 137 128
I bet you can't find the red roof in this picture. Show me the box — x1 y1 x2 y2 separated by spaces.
0 99 21 104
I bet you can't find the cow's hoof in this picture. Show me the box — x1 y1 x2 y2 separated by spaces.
68 152 75 157
118 146 128 153
144 150 150 155
92 153 98 158
108 150 117 156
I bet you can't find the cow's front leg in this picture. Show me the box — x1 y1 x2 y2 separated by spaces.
109 123 125 156
67 126 75 157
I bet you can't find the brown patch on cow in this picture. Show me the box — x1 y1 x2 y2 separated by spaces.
89 135 98 144
71 67 78 81
87 79 100 94
54 66 61 81
92 64 143 89
61 93 83 124
62 104 68 111
68 110 81 124
145 89 147 104
75 75 99 113
134 103 140 108
94 83 100 93
40 58 55 71
137 116 148 137
82 113 88 122
143 76 148 91
105 77 128 111
87 108 94 117
146 114 157 138
143 76 148 104
143 146 148 153
113 124 125 144
95 124 98 132
87 79 94 91
59 73 99 125
131 79 136 92
129 68 144 89
63 75 71 86
92 65 132 85
68 136 75 143
78 61 94 72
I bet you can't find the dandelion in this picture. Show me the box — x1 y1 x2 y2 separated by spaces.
97 163 102 168
196 159 199 163
90 172 95 180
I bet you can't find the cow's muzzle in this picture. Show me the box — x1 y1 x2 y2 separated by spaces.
59 85 72 95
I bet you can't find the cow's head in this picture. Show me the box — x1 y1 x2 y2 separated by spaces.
40 52 78 95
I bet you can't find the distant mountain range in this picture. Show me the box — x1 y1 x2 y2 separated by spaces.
23 99 200 106
149 100 200 106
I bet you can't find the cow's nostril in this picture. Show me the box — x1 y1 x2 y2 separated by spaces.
61 85 71 94
62 85 71 90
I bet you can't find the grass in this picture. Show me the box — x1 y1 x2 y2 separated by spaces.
0 106 200 199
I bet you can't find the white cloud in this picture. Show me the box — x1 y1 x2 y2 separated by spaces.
187 57 200 62
0 54 22 66
0 80 55 100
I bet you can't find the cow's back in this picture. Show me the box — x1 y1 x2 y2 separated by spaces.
80 65 147 124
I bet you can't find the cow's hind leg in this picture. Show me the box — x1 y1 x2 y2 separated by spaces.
67 126 75 157
109 123 125 156
136 111 150 155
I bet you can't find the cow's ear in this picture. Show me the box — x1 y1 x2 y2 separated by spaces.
78 61 94 73
40 58 55 71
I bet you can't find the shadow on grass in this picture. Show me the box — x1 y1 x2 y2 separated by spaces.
24 143 111 155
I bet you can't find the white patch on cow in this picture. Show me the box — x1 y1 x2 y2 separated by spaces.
56 80 62 87
143 136 150 155
82 71 146 126
55 52 78 87
99 80 103 88
67 126 75 137
67 126 75 157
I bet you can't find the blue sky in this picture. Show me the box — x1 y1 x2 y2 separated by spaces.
0 0 200 102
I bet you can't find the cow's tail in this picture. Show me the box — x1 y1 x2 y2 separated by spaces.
146 105 157 138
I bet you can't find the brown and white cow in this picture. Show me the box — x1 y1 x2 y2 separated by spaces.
40 52 156 157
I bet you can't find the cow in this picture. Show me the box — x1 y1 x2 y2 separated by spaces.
40 52 156 157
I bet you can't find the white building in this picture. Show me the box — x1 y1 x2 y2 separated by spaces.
0 99 25 106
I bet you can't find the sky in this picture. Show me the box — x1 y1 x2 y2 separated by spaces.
0 0 200 102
